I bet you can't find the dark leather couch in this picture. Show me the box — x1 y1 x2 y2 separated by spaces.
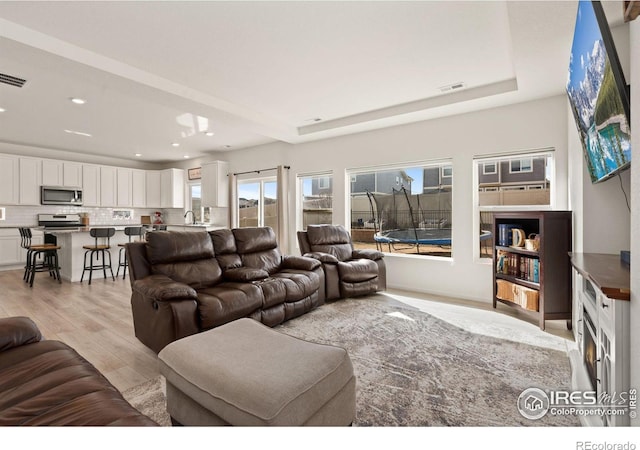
128 227 324 353
0 316 157 426
297 224 386 300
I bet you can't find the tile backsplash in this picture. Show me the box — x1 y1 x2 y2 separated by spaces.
0 205 163 227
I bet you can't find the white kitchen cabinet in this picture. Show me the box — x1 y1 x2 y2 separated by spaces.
19 158 42 205
100 166 117 207
132 169 146 208
41 160 63 186
0 229 21 266
201 161 229 207
63 162 83 187
116 167 132 207
82 164 101 206
0 229 43 268
146 171 161 209
160 168 185 209
0 154 20 205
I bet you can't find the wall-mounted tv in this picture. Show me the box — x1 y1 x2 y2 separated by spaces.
567 1 631 184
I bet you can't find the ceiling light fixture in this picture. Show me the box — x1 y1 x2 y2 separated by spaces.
183 155 190 159
172 142 180 147
70 97 86 105
64 129 92 137
0 107 5 113
135 153 142 157
205 131 215 136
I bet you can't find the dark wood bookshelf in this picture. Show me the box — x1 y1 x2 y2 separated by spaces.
493 211 572 330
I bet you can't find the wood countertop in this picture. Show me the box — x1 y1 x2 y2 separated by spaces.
569 253 630 301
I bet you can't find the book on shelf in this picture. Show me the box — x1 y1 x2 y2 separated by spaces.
496 250 539 283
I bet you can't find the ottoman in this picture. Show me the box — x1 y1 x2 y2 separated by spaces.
158 318 356 426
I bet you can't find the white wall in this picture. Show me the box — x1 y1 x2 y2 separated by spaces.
217 95 569 302
629 17 639 427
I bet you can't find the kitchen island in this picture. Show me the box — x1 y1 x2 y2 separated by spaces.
47 225 224 282
46 226 149 282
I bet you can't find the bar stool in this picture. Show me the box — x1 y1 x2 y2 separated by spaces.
81 228 116 285
18 228 62 288
116 226 145 279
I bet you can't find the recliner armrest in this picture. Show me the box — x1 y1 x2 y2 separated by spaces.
132 275 198 302
282 255 323 271
352 249 384 261
0 316 43 352
302 252 339 265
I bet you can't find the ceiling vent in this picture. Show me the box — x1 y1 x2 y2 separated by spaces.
439 82 465 93
0 73 27 88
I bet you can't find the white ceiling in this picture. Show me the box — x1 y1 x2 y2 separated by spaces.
0 1 627 163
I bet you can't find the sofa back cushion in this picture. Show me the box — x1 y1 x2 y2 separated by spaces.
306 225 353 262
146 231 222 289
210 229 242 270
232 227 282 274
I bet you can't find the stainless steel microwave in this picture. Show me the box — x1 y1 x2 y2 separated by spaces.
40 186 83 206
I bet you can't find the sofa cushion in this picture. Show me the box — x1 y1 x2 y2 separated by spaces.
306 225 353 262
232 227 283 275
0 340 157 426
197 283 263 329
210 229 242 270
257 278 287 309
153 259 223 290
337 259 378 283
271 270 320 302
224 267 269 283
147 231 214 264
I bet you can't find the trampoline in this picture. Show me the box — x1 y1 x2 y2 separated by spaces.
366 187 492 254
375 228 492 246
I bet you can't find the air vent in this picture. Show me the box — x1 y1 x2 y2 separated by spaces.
0 73 27 88
439 82 465 93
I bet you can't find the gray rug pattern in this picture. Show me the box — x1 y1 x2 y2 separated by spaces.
124 296 579 426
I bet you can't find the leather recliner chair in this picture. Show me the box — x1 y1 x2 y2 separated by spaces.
297 224 386 300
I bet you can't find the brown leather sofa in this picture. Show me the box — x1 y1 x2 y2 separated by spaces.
0 316 157 426
127 227 324 353
297 224 386 300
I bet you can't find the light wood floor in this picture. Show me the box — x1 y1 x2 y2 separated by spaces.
0 266 574 395
0 268 160 392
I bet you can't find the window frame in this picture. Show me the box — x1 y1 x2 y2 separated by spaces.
296 171 334 232
509 157 533 174
237 176 277 228
482 162 497 175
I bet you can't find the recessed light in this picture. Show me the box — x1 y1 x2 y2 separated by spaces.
205 131 215 137
64 129 92 137
224 145 232 149
70 97 86 105
0 107 5 113
135 153 142 157
183 155 190 159
172 142 180 147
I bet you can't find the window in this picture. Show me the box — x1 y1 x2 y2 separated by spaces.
510 158 533 173
186 182 210 223
298 173 333 230
474 151 553 259
238 178 278 235
483 163 497 175
348 161 452 258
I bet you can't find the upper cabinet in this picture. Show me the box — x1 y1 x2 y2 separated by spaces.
100 166 117 207
82 164 101 207
41 160 63 186
116 167 132 207
63 162 82 187
42 160 83 187
19 158 42 205
201 161 229 208
132 169 146 208
0 155 19 205
146 170 161 209
160 168 185 209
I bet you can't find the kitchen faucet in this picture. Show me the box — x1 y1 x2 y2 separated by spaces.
184 210 196 224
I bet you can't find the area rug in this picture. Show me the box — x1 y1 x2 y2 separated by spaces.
123 296 579 426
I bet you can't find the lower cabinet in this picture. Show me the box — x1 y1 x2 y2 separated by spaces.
0 229 43 267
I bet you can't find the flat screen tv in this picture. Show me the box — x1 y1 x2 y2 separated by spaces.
567 1 631 184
